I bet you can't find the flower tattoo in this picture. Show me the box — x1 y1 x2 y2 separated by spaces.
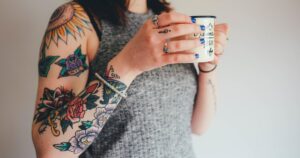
53 126 100 154
53 107 114 154
56 46 88 78
44 2 91 48
33 82 100 136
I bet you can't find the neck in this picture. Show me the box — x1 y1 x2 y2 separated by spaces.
127 0 148 14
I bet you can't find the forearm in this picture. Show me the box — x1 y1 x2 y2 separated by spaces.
33 56 137 157
191 70 217 135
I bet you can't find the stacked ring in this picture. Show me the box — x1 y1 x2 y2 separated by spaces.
152 14 159 28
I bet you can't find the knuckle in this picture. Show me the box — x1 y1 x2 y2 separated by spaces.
162 56 170 64
172 55 179 63
173 25 180 32
193 25 199 32
160 12 168 17
182 15 188 23
167 13 175 22
216 43 224 53
215 43 221 49
216 31 226 40
165 56 175 64
193 40 199 46
174 42 182 50
185 15 192 23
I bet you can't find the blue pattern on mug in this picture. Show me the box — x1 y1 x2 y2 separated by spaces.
195 53 200 59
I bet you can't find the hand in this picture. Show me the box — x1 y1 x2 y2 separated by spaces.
198 23 229 71
117 12 203 76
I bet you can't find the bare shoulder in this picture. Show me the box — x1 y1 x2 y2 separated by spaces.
43 1 94 49
38 1 100 78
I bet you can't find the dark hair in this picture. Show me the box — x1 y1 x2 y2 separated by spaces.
75 0 172 26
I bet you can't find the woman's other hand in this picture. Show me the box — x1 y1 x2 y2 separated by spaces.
116 12 203 76
198 23 229 71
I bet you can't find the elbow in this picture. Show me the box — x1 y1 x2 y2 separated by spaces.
191 126 209 136
191 119 213 136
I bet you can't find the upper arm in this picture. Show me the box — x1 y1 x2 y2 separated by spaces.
33 2 95 156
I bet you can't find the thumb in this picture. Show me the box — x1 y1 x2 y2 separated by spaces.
215 23 229 36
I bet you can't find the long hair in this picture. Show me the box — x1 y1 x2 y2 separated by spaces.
75 0 172 26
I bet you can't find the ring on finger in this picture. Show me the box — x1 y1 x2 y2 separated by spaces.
163 39 170 54
152 14 159 28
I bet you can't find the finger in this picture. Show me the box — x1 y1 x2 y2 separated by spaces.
208 55 219 65
215 31 227 46
158 12 192 27
162 51 200 64
215 23 229 36
167 39 201 53
156 24 201 39
214 42 224 55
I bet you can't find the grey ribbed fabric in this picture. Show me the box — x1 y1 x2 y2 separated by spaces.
80 10 198 158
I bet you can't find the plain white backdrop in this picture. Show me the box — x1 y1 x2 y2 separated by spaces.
0 0 299 158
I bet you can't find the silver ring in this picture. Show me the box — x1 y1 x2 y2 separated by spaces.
163 39 169 53
152 14 159 28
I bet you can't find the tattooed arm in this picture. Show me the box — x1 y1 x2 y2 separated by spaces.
191 68 218 135
32 2 137 158
191 24 229 135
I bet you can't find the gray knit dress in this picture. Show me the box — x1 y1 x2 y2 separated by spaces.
80 9 199 158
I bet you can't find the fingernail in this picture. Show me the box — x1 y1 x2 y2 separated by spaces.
200 38 205 44
191 17 196 23
200 25 206 31
195 53 200 59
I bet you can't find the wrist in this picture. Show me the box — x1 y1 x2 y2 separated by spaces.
198 62 216 70
198 62 217 74
108 53 139 86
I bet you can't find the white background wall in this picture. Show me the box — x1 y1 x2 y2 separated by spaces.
0 0 299 158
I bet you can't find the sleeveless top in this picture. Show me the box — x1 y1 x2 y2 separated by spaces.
80 7 199 158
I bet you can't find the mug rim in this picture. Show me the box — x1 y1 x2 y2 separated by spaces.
191 15 217 18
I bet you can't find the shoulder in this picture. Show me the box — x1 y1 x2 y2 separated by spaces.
43 1 94 49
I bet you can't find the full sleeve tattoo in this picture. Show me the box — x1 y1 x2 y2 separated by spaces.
33 2 129 156
34 65 127 154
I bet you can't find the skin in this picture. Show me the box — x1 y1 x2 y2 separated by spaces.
32 0 229 157
121 0 230 135
192 24 229 135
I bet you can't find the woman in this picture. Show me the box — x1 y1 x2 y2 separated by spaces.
31 0 229 157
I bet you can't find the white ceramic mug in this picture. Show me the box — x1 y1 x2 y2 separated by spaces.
190 16 216 63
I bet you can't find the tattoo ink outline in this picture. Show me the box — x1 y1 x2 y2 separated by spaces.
44 2 92 48
55 45 89 78
207 79 217 113
38 45 60 77
158 29 172 34
33 82 101 136
53 65 128 154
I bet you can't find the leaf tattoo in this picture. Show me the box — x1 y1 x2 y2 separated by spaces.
38 45 60 77
53 142 71 151
56 46 88 78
